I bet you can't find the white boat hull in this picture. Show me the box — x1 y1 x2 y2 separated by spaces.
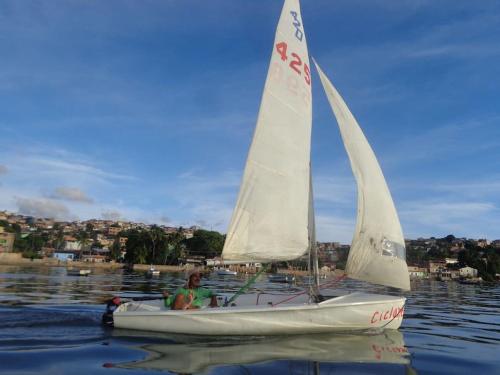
113 292 406 335
216 269 237 276
67 269 91 276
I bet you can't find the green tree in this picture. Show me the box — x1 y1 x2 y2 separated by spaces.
149 225 165 264
14 231 48 259
486 252 500 280
11 223 21 234
110 237 123 261
444 234 456 243
123 229 150 265
76 229 92 259
53 229 65 251
185 229 225 259
163 231 186 265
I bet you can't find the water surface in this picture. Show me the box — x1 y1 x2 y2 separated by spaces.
0 265 498 374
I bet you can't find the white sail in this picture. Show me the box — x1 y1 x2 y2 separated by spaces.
314 61 410 291
222 0 312 262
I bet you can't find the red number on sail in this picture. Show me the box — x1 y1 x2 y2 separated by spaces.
290 53 302 75
304 63 311 85
275 42 288 61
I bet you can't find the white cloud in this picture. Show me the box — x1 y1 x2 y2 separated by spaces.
162 169 241 231
101 210 123 221
315 214 355 244
381 117 500 168
51 187 93 203
313 175 356 206
400 200 497 239
24 156 133 182
431 180 500 198
159 216 172 224
15 197 73 220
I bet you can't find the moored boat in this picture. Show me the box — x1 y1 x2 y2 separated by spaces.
268 274 295 283
216 268 237 276
67 269 91 276
146 266 160 277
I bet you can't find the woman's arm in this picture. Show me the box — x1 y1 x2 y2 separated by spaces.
172 291 195 310
209 295 218 307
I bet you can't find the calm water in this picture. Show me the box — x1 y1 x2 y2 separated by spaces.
0 265 499 375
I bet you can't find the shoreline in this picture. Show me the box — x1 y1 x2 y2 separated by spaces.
0 253 342 276
0 253 185 272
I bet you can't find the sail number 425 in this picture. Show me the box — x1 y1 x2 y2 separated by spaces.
275 42 310 86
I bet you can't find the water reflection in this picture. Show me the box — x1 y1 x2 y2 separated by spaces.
1 265 499 375
115 330 410 374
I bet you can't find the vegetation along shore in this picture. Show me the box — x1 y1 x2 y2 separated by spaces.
0 211 499 281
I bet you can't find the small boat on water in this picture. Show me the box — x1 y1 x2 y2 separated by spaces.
216 268 237 276
146 266 160 278
67 269 91 276
268 274 295 283
112 292 405 335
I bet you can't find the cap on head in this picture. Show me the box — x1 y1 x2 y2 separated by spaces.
186 267 201 280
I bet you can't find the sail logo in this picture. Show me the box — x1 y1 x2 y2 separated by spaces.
370 306 404 324
290 11 303 41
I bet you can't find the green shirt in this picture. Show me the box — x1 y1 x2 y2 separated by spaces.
164 294 175 308
166 287 214 308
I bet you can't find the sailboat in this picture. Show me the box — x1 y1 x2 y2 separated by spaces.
146 265 160 278
112 0 409 335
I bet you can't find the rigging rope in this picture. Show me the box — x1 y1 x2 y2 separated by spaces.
223 264 268 306
271 273 347 307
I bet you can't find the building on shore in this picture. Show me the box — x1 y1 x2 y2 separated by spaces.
0 227 15 253
53 251 77 262
407 266 428 279
459 266 478 278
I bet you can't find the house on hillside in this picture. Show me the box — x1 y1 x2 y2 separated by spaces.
477 239 489 248
407 266 428 279
428 261 446 275
81 248 110 263
459 266 478 278
445 258 458 265
53 251 77 262
63 236 81 251
0 227 15 253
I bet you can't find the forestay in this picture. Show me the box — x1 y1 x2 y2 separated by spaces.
223 0 312 262
314 62 410 291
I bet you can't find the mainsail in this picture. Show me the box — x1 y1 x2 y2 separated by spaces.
222 0 312 262
314 61 410 291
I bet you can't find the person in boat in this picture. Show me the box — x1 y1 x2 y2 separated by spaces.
162 289 177 308
102 296 121 327
172 268 217 310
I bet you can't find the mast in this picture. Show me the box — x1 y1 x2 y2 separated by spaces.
308 167 321 299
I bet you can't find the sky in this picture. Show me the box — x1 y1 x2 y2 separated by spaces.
1 0 499 243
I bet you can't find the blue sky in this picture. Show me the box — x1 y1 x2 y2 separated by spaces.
1 0 499 243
